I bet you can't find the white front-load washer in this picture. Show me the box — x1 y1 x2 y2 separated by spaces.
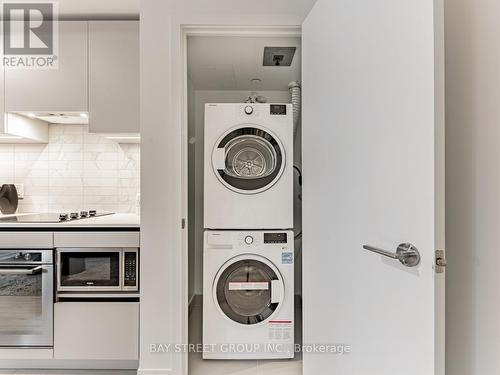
204 103 293 229
203 230 294 360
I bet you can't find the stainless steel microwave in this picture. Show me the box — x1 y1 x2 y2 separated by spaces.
56 248 138 292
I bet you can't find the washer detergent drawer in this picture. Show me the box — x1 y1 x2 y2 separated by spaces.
206 232 233 247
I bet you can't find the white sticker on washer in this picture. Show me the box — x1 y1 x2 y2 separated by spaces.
268 320 293 340
228 282 269 290
281 252 293 264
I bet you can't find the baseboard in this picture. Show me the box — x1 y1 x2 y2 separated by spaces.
0 348 53 360
137 368 173 375
0 359 138 369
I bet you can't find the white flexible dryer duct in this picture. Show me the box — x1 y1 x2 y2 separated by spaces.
288 81 301 141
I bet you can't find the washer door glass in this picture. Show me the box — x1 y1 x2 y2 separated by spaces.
213 127 284 193
216 259 281 325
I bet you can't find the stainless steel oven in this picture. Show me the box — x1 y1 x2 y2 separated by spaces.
0 249 53 347
56 248 138 292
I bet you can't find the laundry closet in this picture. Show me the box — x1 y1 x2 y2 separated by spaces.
186 33 303 374
141 1 445 374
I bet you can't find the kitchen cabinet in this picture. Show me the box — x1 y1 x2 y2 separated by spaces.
54 231 140 248
0 231 53 248
88 21 139 133
54 302 139 360
5 21 88 112
0 64 4 132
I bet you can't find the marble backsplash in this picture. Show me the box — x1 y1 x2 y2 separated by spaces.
0 124 140 214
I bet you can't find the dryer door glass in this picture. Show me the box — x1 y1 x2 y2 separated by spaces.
225 135 277 179
213 127 284 194
216 259 281 325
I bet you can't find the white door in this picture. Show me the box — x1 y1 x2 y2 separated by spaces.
302 0 445 374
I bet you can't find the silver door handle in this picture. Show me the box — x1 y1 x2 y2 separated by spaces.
0 265 43 275
363 243 421 267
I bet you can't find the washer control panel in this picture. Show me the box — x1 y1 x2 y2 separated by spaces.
237 232 290 247
264 232 288 244
238 232 260 247
244 105 254 115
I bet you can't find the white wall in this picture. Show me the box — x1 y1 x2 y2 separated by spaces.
140 1 315 373
0 124 140 214
445 1 500 374
187 78 196 303
140 4 183 374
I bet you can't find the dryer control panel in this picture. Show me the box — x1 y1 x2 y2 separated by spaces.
270 104 287 115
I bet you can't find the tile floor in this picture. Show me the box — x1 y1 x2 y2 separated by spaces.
188 297 302 375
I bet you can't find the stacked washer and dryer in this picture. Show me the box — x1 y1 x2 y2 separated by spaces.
203 103 295 360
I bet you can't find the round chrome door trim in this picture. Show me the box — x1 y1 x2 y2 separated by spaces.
211 124 286 195
212 253 285 326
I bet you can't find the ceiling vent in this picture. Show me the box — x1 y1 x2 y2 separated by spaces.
263 47 296 67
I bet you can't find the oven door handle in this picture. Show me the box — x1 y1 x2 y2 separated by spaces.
0 265 43 275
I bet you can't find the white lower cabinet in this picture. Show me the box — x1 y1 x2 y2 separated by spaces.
54 302 139 360
54 231 140 248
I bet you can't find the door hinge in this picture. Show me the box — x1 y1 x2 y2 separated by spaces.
181 218 186 229
435 250 447 273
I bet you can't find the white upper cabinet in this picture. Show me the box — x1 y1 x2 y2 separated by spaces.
5 21 88 112
88 21 139 133
0 61 4 131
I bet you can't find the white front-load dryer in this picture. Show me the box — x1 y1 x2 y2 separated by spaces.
203 230 294 360
204 103 293 229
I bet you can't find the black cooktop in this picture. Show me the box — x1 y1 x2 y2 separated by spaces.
0 212 114 223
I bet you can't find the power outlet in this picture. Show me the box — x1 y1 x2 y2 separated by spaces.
14 183 24 199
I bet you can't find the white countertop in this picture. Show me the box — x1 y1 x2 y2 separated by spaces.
0 213 140 229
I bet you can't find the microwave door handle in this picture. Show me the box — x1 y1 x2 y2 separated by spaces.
0 265 42 275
